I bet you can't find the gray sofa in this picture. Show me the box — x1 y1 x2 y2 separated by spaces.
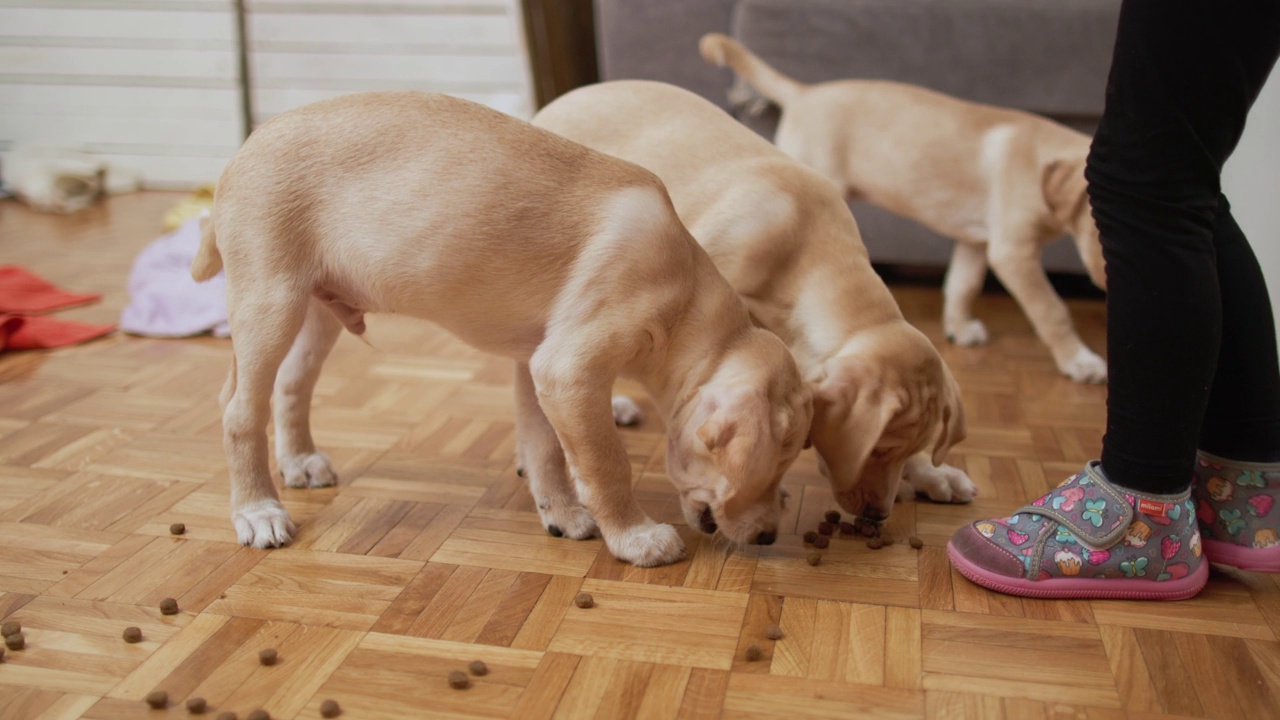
593 0 1121 273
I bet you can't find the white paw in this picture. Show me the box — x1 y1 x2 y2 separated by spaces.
945 319 989 346
1059 347 1107 384
605 521 686 567
233 499 296 548
538 498 598 540
903 463 978 504
611 395 643 426
279 452 338 488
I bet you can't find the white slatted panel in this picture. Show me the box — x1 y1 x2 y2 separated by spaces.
0 1 244 188
245 0 534 124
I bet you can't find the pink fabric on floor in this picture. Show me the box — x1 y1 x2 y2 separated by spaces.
120 216 230 338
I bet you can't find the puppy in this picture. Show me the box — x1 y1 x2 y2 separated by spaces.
700 34 1108 384
192 91 811 566
534 81 972 520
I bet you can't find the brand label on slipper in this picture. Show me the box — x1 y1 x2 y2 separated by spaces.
1138 498 1174 518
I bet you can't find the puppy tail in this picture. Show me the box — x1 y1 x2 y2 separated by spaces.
699 33 804 109
190 214 223 282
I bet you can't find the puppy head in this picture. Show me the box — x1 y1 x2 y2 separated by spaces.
667 329 811 546
808 325 966 520
1043 157 1105 291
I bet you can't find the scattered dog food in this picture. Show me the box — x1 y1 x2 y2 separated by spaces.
882 534 895 546
247 710 270 720
469 660 488 676
866 538 884 550
574 593 594 609
4 633 24 651
839 521 855 536
123 626 142 643
824 510 841 524
170 523 186 536
320 699 341 718
449 670 470 689
765 624 783 640
802 531 818 544
806 553 821 566
813 535 829 549
1 621 19 637
145 690 168 709
817 522 834 536
258 648 278 666
159 598 179 615
186 697 207 714
909 536 924 549
745 643 763 661
216 713 237 720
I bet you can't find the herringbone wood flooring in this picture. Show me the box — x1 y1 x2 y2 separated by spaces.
1 192 1278 720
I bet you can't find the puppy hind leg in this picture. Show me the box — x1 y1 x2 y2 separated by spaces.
515 362 597 539
274 297 342 489
943 242 991 346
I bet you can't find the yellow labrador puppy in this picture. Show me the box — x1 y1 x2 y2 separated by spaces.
192 91 811 566
534 81 971 521
700 34 1108 384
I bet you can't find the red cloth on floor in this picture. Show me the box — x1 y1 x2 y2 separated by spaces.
0 313 115 351
0 265 102 313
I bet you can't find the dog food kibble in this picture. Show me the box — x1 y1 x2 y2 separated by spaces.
216 713 237 720
882 534 895 546
4 633 24 651
806 553 821 566
866 537 885 550
1 621 19 637
159 598 179 615
839 521 856 536
859 523 878 538
247 710 270 720
813 535 830 549
765 624 784 640
909 536 924 549
574 593 594 609
145 690 168 709
817 522 834 536
824 510 841 524
186 697 207 714
745 643 763 661
258 648 278 666
802 530 818 544
469 660 488 676
123 626 142 643
170 523 186 535
449 670 470 689
320 700 341 718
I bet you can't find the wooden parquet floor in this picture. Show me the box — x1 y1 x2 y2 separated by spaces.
1 192 1278 720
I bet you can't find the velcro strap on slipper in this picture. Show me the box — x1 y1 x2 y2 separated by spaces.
1016 461 1132 549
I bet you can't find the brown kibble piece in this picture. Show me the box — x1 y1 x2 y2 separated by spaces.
839 521 855 535
765 624 783 640
145 690 168 709
806 553 821 566
216 713 236 720
802 531 818 544
186 697 207 714
1 621 19 637
320 699 341 718
159 598 179 615
170 523 186 535
123 626 142 643
882 534 895 546
469 660 488 676
909 536 924 549
813 535 829 549
574 593 593 609
247 711 270 720
258 648 278 666
859 523 878 538
745 643 762 661
4 633 24 650
817 522 834 535
449 670 470 689
824 510 841 524
866 537 884 550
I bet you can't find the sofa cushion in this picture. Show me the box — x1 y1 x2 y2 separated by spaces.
732 0 1120 119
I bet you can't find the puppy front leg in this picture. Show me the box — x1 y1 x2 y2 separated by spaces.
899 452 977 504
943 242 991 346
514 362 598 539
274 298 342 489
987 241 1106 383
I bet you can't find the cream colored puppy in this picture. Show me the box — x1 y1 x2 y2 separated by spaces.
534 81 972 520
192 92 811 566
700 34 1108 384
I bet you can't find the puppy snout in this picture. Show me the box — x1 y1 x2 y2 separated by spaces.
698 506 718 534
860 507 889 523
754 530 777 546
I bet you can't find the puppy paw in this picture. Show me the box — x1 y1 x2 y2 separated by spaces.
233 499 296 548
606 522 686 567
279 452 338 488
538 499 598 540
611 395 643 426
904 463 978 504
1059 347 1107 384
945 319 989 346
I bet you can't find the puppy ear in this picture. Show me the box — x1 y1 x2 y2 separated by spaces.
811 359 901 480
1041 158 1088 230
930 373 968 466
697 411 734 453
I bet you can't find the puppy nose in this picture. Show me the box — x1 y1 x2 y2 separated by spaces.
698 507 718 534
754 530 776 546
861 508 888 523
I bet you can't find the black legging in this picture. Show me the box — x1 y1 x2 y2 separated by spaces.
1086 1 1280 494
